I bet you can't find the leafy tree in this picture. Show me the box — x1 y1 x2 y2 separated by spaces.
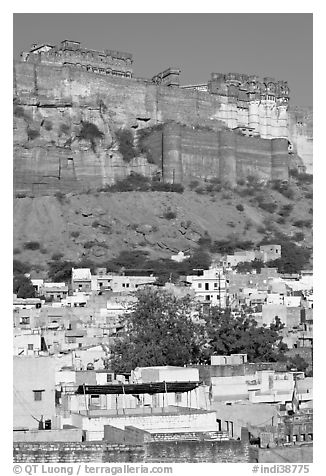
13 260 31 275
47 260 75 282
235 259 264 273
13 275 35 298
199 308 288 363
286 354 309 374
110 288 202 372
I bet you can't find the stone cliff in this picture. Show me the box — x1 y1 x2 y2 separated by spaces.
13 60 312 195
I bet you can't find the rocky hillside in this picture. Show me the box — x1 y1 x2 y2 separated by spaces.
13 176 313 276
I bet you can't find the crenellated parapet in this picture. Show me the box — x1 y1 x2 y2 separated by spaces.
208 72 289 105
206 72 290 139
20 40 133 79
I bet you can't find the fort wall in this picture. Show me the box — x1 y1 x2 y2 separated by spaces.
141 124 289 185
13 61 308 194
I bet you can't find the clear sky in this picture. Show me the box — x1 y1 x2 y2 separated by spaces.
13 13 313 107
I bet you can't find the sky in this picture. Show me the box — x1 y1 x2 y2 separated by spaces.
13 13 313 107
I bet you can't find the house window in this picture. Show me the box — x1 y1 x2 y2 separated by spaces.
27 344 34 351
205 295 210 301
20 316 30 325
214 283 218 288
198 283 202 288
90 395 100 406
33 390 44 401
126 283 130 288
205 283 209 291
175 392 182 404
106 374 113 383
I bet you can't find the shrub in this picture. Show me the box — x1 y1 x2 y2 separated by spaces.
13 248 21 255
43 119 53 131
115 128 136 162
55 191 66 203
15 193 27 199
189 180 199 190
14 105 26 118
236 204 244 212
272 181 295 199
305 191 313 199
151 182 172 192
163 208 177 220
289 169 313 184
78 121 104 152
279 204 293 217
169 183 184 193
194 187 205 195
258 201 277 213
27 128 40 141
293 219 312 228
294 232 305 241
92 220 100 228
14 106 32 122
70 231 80 238
59 123 70 136
110 173 151 192
83 241 95 249
51 252 64 261
13 259 31 275
23 241 40 250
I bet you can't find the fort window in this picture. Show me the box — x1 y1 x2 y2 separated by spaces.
27 344 34 351
33 390 44 401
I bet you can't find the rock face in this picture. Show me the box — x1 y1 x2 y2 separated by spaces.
13 61 312 195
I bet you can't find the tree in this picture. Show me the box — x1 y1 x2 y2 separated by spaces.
13 275 35 298
286 354 309 374
110 288 201 373
199 308 288 363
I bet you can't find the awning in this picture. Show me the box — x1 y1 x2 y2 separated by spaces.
75 381 202 395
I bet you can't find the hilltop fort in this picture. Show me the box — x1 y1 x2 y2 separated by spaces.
13 40 313 195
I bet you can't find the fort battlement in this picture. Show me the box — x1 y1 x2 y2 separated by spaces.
21 40 133 78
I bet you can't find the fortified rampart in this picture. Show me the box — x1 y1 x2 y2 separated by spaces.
13 45 312 194
140 123 289 184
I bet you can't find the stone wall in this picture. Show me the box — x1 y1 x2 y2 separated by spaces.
141 122 289 184
13 440 258 463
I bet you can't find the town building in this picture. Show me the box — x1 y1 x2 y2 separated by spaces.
186 267 227 306
13 356 56 430
71 268 92 293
